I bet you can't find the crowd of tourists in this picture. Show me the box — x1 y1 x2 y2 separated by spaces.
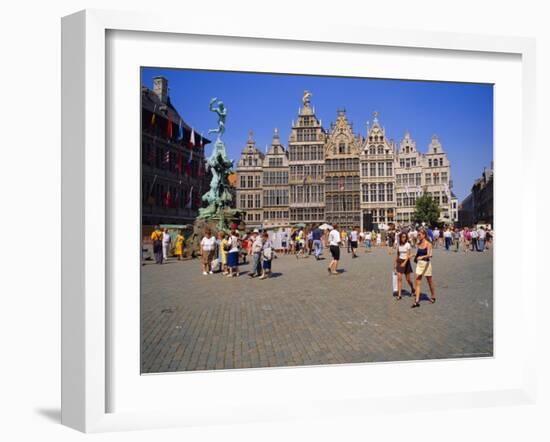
149 222 492 306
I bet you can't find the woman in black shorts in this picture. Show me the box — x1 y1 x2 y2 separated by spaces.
327 224 341 275
395 232 415 300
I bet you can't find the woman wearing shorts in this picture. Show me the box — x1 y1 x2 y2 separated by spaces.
327 224 341 275
394 232 415 300
412 228 436 308
200 228 216 275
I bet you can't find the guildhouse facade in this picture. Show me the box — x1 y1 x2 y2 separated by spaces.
287 91 327 224
325 110 361 230
236 92 458 230
360 112 396 227
262 128 290 229
235 130 264 228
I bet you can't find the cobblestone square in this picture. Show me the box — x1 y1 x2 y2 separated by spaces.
141 245 493 373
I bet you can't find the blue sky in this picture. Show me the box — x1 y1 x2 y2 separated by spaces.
141 68 493 201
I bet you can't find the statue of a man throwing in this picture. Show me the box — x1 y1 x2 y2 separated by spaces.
207 97 227 139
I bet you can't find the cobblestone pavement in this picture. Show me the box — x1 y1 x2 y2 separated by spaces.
141 245 493 373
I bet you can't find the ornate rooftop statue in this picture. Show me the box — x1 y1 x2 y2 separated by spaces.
302 90 312 106
198 98 236 230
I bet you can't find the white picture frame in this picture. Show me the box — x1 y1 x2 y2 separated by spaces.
61 9 537 433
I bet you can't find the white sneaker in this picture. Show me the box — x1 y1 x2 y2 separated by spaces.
208 271 213 274
202 271 207 275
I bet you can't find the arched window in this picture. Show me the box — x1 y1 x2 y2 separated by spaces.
369 147 376 155
377 145 384 155
339 142 345 154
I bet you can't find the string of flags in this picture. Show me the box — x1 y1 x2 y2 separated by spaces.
148 107 205 149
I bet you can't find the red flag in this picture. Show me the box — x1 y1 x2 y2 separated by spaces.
189 127 195 149
167 117 173 139
165 190 171 208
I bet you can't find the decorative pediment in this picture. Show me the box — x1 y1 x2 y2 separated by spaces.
325 110 360 157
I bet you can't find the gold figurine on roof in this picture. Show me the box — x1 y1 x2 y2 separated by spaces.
302 90 312 105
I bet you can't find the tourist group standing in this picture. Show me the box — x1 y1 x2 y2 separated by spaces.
148 221 492 311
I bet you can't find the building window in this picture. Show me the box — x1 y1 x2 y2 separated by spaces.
387 183 393 202
362 184 369 202
386 161 393 176
378 183 385 202
370 163 376 177
425 173 432 185
339 142 345 154
370 184 377 202
378 162 384 177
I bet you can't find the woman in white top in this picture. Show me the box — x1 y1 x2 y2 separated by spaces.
225 230 240 277
327 224 341 275
200 228 216 275
394 232 415 300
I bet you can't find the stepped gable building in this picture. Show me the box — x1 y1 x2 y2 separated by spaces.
325 110 361 230
395 130 423 224
288 91 327 224
359 112 396 227
235 91 459 230
262 128 290 228
235 130 265 228
421 134 456 223
141 76 211 228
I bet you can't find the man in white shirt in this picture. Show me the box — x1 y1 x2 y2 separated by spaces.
470 228 479 251
477 227 486 252
349 227 359 258
327 225 342 275
162 228 171 261
249 230 263 278
200 228 216 275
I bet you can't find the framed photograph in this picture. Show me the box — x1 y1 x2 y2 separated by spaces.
61 9 537 433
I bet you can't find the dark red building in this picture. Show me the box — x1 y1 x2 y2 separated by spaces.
141 76 211 228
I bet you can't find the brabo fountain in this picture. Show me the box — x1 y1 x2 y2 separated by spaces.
195 97 241 233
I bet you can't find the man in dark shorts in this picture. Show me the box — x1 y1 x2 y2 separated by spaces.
349 226 359 258
327 224 341 275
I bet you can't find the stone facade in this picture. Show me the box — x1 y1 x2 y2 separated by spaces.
236 92 458 229
287 92 326 224
325 110 361 230
360 112 396 227
235 131 264 228
262 129 290 228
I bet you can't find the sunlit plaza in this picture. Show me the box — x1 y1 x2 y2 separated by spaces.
141 245 493 373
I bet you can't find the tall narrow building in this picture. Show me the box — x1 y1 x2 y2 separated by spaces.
421 134 454 223
235 130 264 229
395 131 423 224
288 91 326 224
262 128 290 228
325 110 361 229
359 112 396 229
